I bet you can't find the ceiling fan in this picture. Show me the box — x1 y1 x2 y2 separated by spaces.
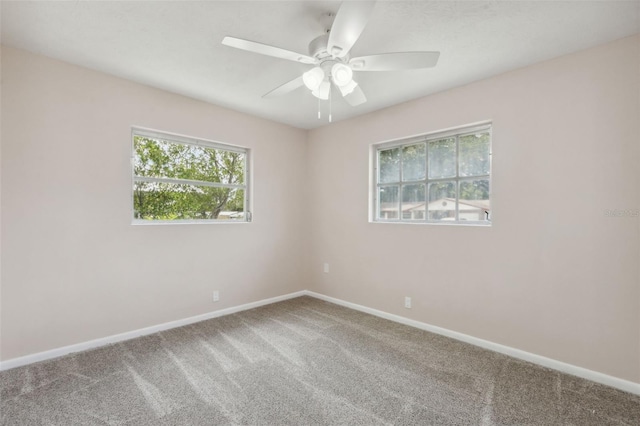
222 1 439 115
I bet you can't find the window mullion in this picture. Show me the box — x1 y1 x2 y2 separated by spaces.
459 174 490 181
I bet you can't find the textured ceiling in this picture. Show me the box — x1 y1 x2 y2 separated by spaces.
1 1 639 129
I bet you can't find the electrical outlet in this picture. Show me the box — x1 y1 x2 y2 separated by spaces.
404 296 412 309
323 263 329 273
213 291 219 302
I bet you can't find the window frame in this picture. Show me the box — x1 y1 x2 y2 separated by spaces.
131 127 251 225
371 122 492 226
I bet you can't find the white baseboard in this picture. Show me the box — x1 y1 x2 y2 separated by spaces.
0 291 306 372
304 291 640 396
2 289 639 396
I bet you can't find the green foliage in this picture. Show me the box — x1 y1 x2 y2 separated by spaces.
459 133 490 178
379 186 398 204
460 179 489 200
379 147 400 183
458 133 490 201
402 143 427 181
133 137 245 220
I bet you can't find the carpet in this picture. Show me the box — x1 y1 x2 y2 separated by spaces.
1 296 639 425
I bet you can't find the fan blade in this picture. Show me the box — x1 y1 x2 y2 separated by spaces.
343 84 367 106
327 1 376 58
350 52 440 71
263 76 305 98
222 36 317 65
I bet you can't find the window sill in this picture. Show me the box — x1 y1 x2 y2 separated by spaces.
131 219 250 226
370 220 491 227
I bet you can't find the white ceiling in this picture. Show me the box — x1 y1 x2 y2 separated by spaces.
1 1 639 129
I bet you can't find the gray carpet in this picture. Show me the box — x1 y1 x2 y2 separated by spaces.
1 296 639 425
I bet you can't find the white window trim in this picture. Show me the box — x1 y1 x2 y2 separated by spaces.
131 127 251 225
370 122 492 226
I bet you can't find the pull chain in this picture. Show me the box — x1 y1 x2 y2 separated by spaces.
329 86 332 123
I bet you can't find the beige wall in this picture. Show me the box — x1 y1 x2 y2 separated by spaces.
2 35 639 384
307 35 640 383
0 46 308 360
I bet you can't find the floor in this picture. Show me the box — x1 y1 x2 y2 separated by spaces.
1 296 639 425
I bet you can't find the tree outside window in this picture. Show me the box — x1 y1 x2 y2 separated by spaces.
132 131 249 222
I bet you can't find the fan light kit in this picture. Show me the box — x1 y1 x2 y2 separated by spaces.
222 1 440 122
303 67 324 91
331 63 353 87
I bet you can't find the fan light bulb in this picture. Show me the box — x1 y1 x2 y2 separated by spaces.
312 81 330 100
331 63 353 87
303 67 325 91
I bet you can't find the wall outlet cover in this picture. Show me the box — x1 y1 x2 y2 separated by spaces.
405 296 412 309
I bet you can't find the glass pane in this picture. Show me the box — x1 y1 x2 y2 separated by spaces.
134 181 244 220
133 136 245 185
459 179 490 222
401 184 426 220
428 138 456 179
378 185 399 220
428 181 456 221
459 132 490 177
402 143 426 181
379 148 400 183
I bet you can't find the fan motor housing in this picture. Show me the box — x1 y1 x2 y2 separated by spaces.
308 34 331 60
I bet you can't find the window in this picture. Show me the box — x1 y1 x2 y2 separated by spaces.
373 123 491 225
132 128 249 223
